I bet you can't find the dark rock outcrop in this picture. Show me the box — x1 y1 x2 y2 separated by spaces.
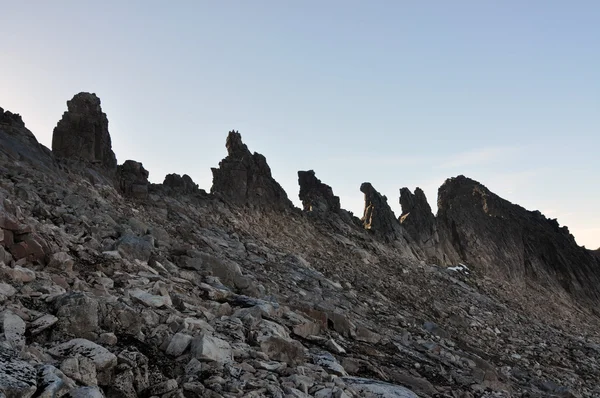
297 170 341 214
0 107 54 170
52 93 117 171
117 160 149 199
360 183 409 243
437 175 600 301
163 174 198 194
399 187 455 265
211 131 292 210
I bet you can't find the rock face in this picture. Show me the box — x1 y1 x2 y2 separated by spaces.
360 183 408 243
52 93 117 171
163 173 198 194
399 187 457 265
0 107 53 170
211 131 292 210
5 101 600 397
298 170 341 214
437 175 600 301
117 160 149 199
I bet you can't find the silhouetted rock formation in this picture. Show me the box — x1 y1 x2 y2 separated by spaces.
399 187 454 265
298 170 341 214
211 130 292 210
117 160 149 199
360 183 409 243
437 175 600 301
52 93 117 171
0 107 54 171
163 173 198 194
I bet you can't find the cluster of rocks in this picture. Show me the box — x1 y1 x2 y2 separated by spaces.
0 92 599 398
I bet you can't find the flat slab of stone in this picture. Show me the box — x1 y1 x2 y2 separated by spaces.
48 339 117 372
343 377 419 398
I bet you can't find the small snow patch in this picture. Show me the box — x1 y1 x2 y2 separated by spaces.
447 263 470 274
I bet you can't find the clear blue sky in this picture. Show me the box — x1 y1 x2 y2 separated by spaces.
1 1 598 248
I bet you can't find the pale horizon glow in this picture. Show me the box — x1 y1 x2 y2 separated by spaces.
1 1 598 249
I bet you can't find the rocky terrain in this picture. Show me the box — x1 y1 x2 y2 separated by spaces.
0 93 599 398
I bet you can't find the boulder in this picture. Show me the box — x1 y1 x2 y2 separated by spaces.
190 333 233 364
0 346 37 398
117 160 149 199
211 130 292 210
163 173 198 194
343 377 419 398
52 92 117 171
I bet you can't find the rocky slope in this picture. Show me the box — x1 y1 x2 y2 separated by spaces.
0 93 599 398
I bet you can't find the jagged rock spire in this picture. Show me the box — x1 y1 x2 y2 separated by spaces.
297 170 341 213
211 130 292 210
52 92 117 171
360 182 407 242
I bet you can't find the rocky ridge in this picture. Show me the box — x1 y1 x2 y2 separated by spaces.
0 93 599 398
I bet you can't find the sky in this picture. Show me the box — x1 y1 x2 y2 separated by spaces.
0 1 598 248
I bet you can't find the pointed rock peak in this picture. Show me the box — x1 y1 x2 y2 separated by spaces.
163 173 198 194
211 130 292 210
360 182 405 241
225 130 250 159
0 107 25 129
52 92 117 171
298 170 341 213
436 174 600 302
400 187 433 219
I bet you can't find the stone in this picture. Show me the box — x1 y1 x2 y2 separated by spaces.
5 265 36 283
48 252 75 271
53 293 99 338
211 130 292 210
48 339 118 373
312 351 348 376
190 334 233 364
297 170 341 213
342 377 419 398
68 386 105 398
1 311 26 350
52 92 117 171
163 173 198 194
117 160 149 199
260 337 306 366
60 355 98 386
0 282 16 298
36 364 76 397
0 346 37 398
29 314 59 335
143 379 178 396
165 333 193 356
114 234 153 262
98 333 118 346
129 288 171 308
8 234 48 264
184 252 242 288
